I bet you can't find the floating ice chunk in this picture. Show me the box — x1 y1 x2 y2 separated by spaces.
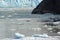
57 32 60 35
53 22 60 25
32 34 49 38
32 28 41 31
42 34 49 38
47 28 53 30
14 33 25 39
44 25 48 28
1 16 5 18
8 15 12 17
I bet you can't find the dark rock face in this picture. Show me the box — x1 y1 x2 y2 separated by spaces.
32 0 60 14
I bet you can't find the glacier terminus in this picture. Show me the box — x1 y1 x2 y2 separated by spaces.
0 0 42 8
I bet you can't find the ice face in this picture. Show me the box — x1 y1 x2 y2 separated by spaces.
0 0 42 8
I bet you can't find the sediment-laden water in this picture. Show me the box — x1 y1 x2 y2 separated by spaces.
0 9 60 39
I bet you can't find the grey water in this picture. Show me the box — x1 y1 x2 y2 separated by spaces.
0 11 57 20
0 10 60 39
0 11 40 19
0 10 41 38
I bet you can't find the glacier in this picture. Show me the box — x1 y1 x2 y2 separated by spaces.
0 0 42 8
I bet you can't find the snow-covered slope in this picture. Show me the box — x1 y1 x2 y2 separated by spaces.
0 0 42 8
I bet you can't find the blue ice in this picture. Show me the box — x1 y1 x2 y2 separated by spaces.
0 0 42 8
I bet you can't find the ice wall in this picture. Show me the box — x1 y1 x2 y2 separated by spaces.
0 0 42 8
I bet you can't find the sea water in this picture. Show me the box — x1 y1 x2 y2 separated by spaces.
0 8 60 39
